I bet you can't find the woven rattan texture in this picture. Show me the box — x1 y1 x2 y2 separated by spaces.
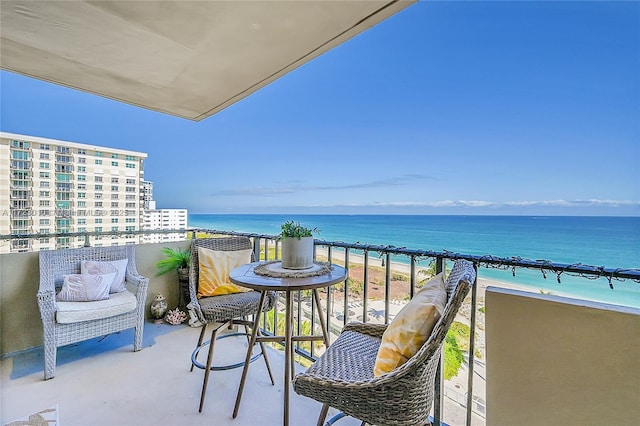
188 237 277 324
293 259 476 426
37 245 149 380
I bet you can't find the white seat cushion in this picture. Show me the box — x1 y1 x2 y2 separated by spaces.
56 290 137 324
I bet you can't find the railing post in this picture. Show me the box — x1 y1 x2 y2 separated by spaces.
253 238 261 261
384 252 391 324
363 250 369 322
343 248 350 326
410 255 416 299
433 255 445 426
466 263 479 426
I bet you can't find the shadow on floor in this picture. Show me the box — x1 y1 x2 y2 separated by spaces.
7 321 187 380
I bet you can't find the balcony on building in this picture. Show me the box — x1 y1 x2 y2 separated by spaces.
1 229 639 425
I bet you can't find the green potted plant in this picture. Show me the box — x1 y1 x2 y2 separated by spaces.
279 221 318 270
155 246 191 306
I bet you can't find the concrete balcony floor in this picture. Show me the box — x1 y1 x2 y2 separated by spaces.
1 322 361 426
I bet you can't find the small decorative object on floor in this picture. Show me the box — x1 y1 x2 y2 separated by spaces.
5 404 59 426
150 292 168 323
164 307 187 325
186 302 205 327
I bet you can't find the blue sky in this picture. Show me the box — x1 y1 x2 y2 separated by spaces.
1 1 638 216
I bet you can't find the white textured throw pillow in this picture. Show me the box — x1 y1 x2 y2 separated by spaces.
81 259 128 293
56 273 115 302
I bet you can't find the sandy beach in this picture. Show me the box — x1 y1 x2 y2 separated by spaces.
314 245 542 306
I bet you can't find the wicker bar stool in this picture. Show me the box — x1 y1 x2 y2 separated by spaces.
187 237 277 413
293 259 476 426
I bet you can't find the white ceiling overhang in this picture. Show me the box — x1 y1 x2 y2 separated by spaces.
1 0 415 121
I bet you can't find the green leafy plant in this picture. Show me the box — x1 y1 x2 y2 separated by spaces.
279 221 319 239
155 246 190 276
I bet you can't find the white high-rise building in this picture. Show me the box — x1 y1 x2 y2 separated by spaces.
142 208 188 243
140 179 188 243
1 132 147 253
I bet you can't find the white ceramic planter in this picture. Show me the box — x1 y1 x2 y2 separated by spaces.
281 236 314 269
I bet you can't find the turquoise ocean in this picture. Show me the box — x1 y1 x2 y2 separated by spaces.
188 214 640 308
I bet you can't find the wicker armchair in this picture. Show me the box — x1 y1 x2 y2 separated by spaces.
37 245 149 380
293 259 476 426
187 237 278 413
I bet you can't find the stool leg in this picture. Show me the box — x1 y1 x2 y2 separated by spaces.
257 327 275 385
317 403 330 426
198 325 221 413
190 324 208 372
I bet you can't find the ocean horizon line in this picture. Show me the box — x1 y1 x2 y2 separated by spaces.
189 213 640 219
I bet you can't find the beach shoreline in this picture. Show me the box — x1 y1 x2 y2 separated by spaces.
314 246 550 303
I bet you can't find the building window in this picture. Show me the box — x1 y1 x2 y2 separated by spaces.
40 144 50 150
39 191 50 197
111 177 119 183
126 163 136 169
40 219 50 226
40 153 50 159
95 151 104 157
78 192 86 198
95 218 103 224
95 176 103 182
12 150 29 160
125 155 136 161
111 185 119 191
77 166 86 172
125 226 135 232
77 149 86 155
95 184 103 191
95 193 103 199
125 186 136 192
78 175 86 181
40 181 50 188
95 159 103 165
78 201 86 207
111 194 119 199
111 226 119 231
125 195 136 200
95 227 103 232
77 184 86 190
111 153 119 159
111 202 119 208
11 160 30 169
125 203 136 208
78 218 86 225
11 140 29 148
40 172 50 178
126 179 136 184
95 202 103 207
56 173 71 182
78 157 86 164
111 161 119 167
40 162 50 169
39 200 50 207
111 218 119 224
126 218 135 223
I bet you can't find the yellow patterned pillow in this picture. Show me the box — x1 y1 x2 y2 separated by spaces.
373 272 447 377
197 247 252 298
